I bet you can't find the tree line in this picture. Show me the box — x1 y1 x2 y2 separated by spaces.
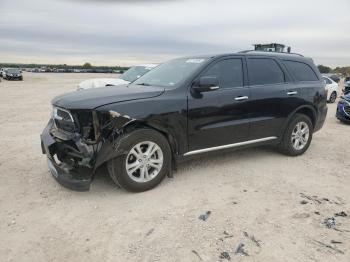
0 62 129 71
317 65 350 76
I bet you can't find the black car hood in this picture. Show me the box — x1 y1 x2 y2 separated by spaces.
52 85 165 110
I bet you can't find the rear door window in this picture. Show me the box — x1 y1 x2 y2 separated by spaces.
284 60 319 82
201 58 244 88
247 58 285 86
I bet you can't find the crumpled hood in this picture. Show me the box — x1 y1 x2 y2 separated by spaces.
77 78 129 90
52 85 165 110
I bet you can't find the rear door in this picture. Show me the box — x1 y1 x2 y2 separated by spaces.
187 57 251 151
284 60 323 101
246 57 294 140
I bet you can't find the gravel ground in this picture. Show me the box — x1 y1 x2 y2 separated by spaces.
0 72 349 262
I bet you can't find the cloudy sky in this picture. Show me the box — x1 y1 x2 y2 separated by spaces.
1 0 349 67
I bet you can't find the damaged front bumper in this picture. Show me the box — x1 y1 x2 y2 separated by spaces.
40 119 94 191
40 110 135 191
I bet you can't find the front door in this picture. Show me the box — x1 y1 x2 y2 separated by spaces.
187 57 251 152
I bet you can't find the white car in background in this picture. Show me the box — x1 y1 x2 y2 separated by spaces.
77 64 158 90
322 75 339 103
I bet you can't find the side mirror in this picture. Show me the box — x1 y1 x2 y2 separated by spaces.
193 76 219 92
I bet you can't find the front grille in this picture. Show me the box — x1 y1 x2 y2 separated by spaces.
344 106 350 116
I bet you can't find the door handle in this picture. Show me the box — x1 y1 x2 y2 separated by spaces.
287 91 298 96
235 96 249 101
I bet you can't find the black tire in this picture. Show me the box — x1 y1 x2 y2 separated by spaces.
107 128 171 192
278 114 313 156
328 91 337 103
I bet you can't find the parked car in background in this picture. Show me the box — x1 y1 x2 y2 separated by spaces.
322 75 339 103
41 51 327 192
2 68 23 80
336 94 350 123
77 64 158 90
344 76 350 95
329 74 340 83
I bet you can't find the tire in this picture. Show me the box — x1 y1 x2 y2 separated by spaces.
328 91 337 103
278 114 313 156
107 128 171 192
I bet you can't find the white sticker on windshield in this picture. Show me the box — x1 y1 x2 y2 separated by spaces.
186 59 205 64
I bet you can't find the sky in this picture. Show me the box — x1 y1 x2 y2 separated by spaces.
0 0 349 67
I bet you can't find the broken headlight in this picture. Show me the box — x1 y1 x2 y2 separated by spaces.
52 106 76 133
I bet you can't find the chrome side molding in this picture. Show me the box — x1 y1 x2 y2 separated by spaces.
184 136 277 156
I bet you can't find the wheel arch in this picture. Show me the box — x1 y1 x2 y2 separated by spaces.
280 105 317 139
94 120 179 172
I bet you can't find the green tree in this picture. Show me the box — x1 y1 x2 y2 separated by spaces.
82 62 92 69
317 65 332 74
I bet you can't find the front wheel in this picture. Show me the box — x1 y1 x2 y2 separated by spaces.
107 128 171 192
278 114 313 156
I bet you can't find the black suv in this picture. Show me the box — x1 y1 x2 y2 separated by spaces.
41 52 327 192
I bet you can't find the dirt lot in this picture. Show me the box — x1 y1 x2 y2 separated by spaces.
0 72 349 262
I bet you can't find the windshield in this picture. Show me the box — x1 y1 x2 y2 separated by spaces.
6 69 21 74
120 66 152 82
133 58 207 88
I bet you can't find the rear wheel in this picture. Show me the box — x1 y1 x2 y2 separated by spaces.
107 128 171 192
278 114 313 156
328 91 337 103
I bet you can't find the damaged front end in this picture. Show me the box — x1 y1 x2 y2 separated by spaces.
40 106 134 191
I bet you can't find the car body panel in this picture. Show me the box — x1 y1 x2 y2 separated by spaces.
41 52 328 191
187 56 251 150
188 87 251 150
52 85 165 110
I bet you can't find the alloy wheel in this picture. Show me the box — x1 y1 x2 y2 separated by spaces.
291 121 310 150
125 141 163 183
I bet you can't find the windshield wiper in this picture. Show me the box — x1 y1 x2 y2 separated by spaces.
136 83 151 86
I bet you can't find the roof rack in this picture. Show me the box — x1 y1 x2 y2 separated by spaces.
239 50 304 57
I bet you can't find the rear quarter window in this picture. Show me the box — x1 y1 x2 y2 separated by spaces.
247 58 285 86
284 60 319 82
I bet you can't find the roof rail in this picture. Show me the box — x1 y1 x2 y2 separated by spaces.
238 50 304 57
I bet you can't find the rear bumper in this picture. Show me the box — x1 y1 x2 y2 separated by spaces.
40 120 93 191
